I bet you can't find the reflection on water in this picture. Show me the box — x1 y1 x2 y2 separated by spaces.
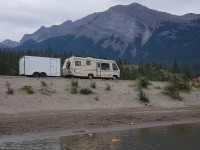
0 123 200 150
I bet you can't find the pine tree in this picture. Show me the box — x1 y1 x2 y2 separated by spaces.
172 58 179 73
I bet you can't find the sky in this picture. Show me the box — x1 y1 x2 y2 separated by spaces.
0 0 200 42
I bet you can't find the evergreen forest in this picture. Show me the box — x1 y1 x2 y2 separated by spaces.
0 47 200 80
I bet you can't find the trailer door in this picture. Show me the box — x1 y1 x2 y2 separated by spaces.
96 62 101 77
50 59 57 76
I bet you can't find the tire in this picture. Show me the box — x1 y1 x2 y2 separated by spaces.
33 72 40 78
40 72 47 78
112 76 117 80
88 74 93 79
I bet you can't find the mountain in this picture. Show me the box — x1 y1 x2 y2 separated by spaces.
0 39 19 48
20 20 73 44
18 3 200 64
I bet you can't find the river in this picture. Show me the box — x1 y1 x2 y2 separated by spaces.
0 123 200 150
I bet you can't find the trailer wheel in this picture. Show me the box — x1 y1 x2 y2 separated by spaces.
33 72 40 78
40 72 47 78
88 74 93 79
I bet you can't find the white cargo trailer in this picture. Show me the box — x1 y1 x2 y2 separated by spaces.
19 56 61 77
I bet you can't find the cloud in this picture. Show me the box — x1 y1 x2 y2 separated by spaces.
0 0 200 42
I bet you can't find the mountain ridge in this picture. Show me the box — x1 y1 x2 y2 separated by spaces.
14 3 200 64
0 39 19 48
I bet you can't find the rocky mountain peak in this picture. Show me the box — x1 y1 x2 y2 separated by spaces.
0 39 19 48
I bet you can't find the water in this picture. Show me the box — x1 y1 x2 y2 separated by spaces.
0 123 200 150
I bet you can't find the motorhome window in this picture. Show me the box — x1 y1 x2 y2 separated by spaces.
112 64 118 70
97 63 100 68
75 61 81 66
86 61 91 66
101 63 110 70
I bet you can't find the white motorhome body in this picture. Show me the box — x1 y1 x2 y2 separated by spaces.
19 56 60 77
62 56 120 79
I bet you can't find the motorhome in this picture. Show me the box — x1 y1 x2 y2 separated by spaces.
62 56 120 79
19 56 61 77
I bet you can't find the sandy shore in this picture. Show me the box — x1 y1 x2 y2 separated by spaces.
0 76 200 136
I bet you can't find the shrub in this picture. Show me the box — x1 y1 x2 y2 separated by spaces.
192 82 200 88
70 87 77 94
162 75 191 101
71 79 78 88
5 82 14 94
154 85 161 89
128 84 135 87
90 81 96 89
163 83 182 100
136 76 151 88
41 81 47 87
169 75 191 91
105 84 111 91
177 80 191 91
39 88 56 96
138 88 149 102
80 88 92 95
21 86 34 94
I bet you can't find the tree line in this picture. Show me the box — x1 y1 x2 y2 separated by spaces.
0 47 200 80
117 58 200 81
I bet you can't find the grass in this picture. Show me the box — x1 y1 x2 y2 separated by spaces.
154 85 161 89
70 86 77 94
128 84 135 87
70 79 79 94
21 86 34 94
41 81 47 87
71 79 78 88
138 88 149 102
39 88 56 96
136 76 151 88
162 75 191 101
163 83 182 100
105 84 111 91
90 81 96 89
5 82 14 94
191 82 200 89
80 88 92 95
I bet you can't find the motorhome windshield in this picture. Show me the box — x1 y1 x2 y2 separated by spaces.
112 64 118 70
67 62 70 69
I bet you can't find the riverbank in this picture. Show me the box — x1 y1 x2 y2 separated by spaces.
0 77 200 136
0 107 200 136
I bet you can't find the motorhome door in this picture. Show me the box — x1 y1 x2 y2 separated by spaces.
96 62 101 77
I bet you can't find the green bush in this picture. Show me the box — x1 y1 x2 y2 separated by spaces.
192 82 200 88
105 84 111 91
70 86 77 94
138 89 149 102
80 88 92 95
154 85 161 89
90 82 96 89
71 79 78 88
5 82 14 94
21 86 34 94
162 75 191 101
136 76 151 88
169 75 191 91
163 83 182 100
